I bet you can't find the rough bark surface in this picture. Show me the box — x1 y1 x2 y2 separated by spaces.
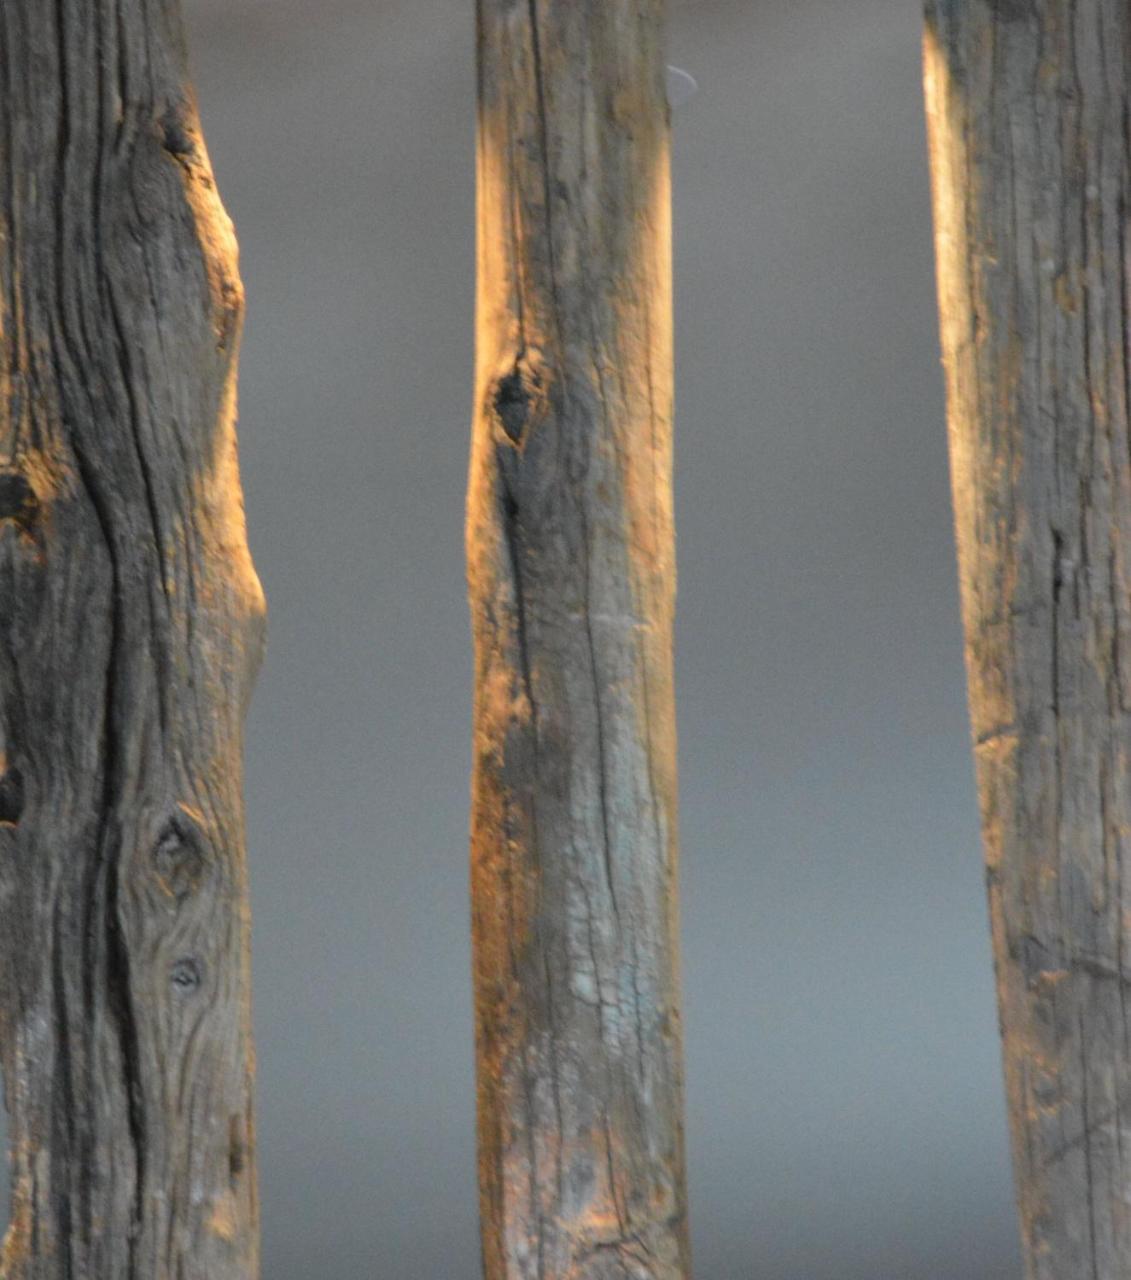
467 3 691 1277
925 2 1131 1274
0 3 264 1276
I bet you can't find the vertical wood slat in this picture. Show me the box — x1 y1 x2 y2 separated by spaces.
0 3 263 1275
925 2 1131 1273
468 3 692 1276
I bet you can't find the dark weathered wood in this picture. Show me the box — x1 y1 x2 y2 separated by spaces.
924 2 1131 1274
467 4 691 1278
0 3 263 1276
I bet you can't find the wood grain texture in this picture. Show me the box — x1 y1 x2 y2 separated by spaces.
0 2 264 1276
467 3 691 1276
925 2 1131 1273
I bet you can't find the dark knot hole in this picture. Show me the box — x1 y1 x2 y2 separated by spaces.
494 372 531 443
170 957 202 994
159 106 195 158
154 810 207 902
0 473 39 529
0 765 23 826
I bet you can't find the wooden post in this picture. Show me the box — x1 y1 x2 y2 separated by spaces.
467 3 692 1276
924 2 1131 1273
0 3 264 1276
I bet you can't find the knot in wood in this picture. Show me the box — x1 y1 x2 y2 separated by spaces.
491 355 547 447
494 370 532 443
159 105 195 159
0 471 39 531
154 807 208 902
170 957 202 994
0 762 24 826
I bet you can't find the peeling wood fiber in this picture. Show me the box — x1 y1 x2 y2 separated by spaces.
467 2 691 1277
0 2 264 1276
925 2 1131 1274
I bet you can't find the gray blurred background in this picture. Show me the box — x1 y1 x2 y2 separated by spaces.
2 0 1025 1275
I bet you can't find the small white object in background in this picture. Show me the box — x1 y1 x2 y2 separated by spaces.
665 65 699 109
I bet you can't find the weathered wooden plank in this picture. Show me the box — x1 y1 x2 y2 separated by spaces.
467 3 691 1277
924 2 1131 1274
0 3 263 1275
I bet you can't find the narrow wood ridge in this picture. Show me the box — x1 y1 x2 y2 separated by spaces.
469 3 690 1277
0 2 263 1276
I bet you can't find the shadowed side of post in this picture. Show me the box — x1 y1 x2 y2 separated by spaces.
467 2 691 1277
